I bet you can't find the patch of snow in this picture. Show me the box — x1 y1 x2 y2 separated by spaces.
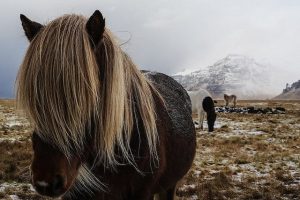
285 161 297 169
9 195 20 200
0 185 6 193
189 194 199 200
232 172 243 182
240 164 266 177
281 119 295 124
208 169 221 175
180 184 197 191
221 159 229 165
233 130 265 135
240 164 256 171
0 136 23 143
173 68 197 76
193 170 201 177
143 71 159 76
0 182 32 193
195 119 224 131
30 184 35 192
228 164 238 171
5 116 25 128
6 121 23 128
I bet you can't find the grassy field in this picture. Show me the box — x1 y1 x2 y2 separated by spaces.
0 100 299 200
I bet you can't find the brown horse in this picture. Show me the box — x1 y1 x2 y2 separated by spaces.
17 11 196 200
224 94 237 107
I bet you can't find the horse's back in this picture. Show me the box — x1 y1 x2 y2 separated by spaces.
143 71 194 138
143 71 196 190
224 94 237 102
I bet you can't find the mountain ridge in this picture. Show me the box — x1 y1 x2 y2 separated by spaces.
274 80 300 100
172 55 276 99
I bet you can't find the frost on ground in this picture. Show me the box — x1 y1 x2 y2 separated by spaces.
0 101 30 144
177 100 300 200
0 99 300 200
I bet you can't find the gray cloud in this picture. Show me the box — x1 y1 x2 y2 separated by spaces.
1 0 300 97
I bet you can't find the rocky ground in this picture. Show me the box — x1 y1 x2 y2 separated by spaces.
0 100 299 200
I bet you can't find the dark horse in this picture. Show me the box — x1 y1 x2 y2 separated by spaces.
17 11 196 199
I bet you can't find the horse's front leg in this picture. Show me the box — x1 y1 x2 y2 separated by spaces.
156 186 176 200
128 181 156 200
225 100 228 107
130 191 154 200
198 110 204 130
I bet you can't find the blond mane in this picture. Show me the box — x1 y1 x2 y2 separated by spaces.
16 14 160 169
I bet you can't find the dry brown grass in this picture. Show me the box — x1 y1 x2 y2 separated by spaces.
177 100 300 200
0 99 15 107
0 100 300 199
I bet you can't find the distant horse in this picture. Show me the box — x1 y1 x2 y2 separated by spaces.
224 94 237 107
188 89 217 132
17 11 196 200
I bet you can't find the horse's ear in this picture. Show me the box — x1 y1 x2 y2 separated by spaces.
20 14 43 42
86 10 105 47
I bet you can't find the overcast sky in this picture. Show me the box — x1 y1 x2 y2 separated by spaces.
0 0 300 97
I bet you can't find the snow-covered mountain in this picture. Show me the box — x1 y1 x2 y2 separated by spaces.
173 55 275 99
274 80 300 100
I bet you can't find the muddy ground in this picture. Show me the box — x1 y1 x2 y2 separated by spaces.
0 99 299 200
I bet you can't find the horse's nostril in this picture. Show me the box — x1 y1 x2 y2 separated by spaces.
33 176 65 197
52 175 64 194
34 181 49 195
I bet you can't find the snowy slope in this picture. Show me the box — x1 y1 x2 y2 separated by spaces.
173 55 275 99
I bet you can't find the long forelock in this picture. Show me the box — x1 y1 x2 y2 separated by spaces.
64 165 106 198
17 14 99 157
17 14 162 169
92 29 162 168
